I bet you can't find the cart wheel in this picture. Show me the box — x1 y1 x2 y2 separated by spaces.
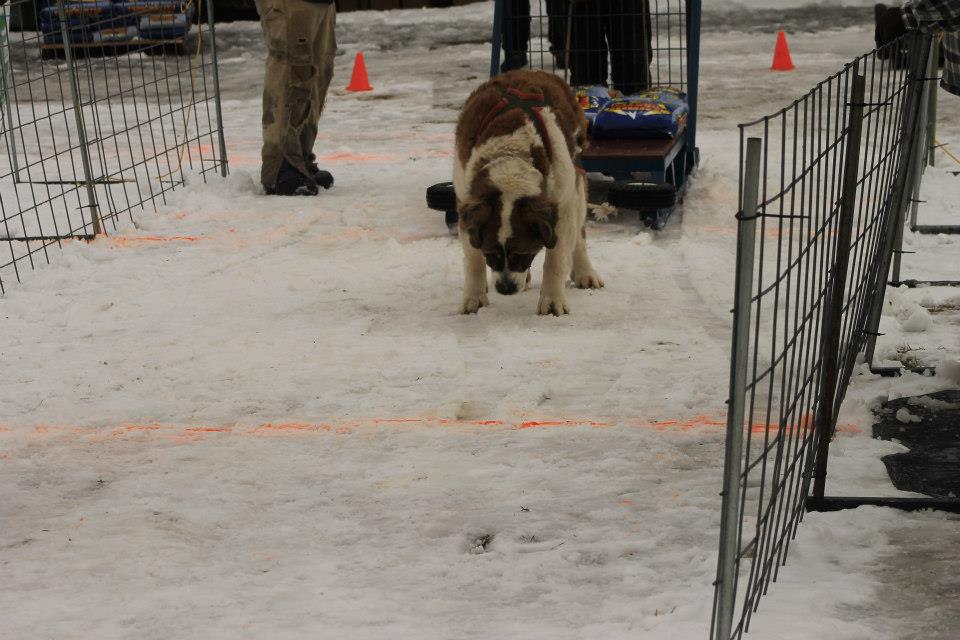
607 182 677 211
444 210 459 235
586 178 613 206
426 181 456 212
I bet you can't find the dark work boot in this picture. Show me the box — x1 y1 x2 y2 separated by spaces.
500 52 528 73
305 154 334 190
266 159 318 196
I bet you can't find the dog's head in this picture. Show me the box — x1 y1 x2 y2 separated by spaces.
460 181 558 296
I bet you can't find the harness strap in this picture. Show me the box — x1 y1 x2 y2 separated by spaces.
477 87 554 160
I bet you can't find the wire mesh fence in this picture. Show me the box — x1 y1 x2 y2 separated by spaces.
887 37 960 290
495 0 694 93
710 32 934 640
0 0 227 293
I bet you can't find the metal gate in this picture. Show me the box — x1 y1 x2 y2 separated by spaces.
0 0 228 292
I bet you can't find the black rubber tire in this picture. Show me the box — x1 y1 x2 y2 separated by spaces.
427 182 457 212
587 178 613 206
608 182 677 212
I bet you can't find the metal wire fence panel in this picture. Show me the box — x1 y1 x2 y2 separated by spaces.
888 38 958 289
711 33 933 640
0 0 227 293
499 0 693 93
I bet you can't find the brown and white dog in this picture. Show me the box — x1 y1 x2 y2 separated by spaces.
453 70 604 316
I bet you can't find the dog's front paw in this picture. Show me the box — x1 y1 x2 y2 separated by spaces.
461 292 489 314
537 290 569 316
572 270 605 289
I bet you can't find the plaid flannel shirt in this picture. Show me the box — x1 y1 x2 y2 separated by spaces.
902 0 960 94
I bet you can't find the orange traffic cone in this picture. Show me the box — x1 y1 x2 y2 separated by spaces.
346 52 373 92
771 31 795 71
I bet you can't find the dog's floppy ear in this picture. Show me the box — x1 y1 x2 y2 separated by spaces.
459 201 490 249
517 196 559 250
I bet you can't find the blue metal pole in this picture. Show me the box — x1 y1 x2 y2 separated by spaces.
686 0 702 156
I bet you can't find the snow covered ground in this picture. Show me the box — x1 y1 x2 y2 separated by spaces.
1 3 959 639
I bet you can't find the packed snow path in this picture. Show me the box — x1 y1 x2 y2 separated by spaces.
2 5 959 639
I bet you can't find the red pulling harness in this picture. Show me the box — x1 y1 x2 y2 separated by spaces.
477 87 554 161
475 86 586 175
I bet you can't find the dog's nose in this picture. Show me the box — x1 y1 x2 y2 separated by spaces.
495 278 518 295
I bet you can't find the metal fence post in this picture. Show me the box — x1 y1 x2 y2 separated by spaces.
893 37 937 285
927 37 939 169
712 136 761 640
811 73 866 500
906 37 938 234
56 0 102 236
0 6 20 183
864 33 931 367
490 0 504 78
204 0 229 178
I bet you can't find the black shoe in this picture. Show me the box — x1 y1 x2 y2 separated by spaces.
305 154 334 190
500 52 527 73
266 160 318 196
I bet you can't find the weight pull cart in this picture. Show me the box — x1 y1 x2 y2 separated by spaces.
426 0 701 231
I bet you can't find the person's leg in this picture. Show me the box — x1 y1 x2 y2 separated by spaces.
256 0 294 190
568 0 607 87
519 0 531 53
501 0 531 71
606 0 651 95
545 0 568 67
300 2 336 188
258 0 331 192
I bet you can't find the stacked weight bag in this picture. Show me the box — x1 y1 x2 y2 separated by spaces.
39 0 194 46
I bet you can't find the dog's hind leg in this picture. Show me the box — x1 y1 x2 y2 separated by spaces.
461 234 489 314
571 223 604 289
570 177 604 289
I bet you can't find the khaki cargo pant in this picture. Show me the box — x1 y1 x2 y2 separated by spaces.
255 0 336 189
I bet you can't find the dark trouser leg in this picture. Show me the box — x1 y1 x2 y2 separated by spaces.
299 3 336 163
545 0 568 57
569 0 607 87
257 0 332 189
501 0 530 69
605 0 651 95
